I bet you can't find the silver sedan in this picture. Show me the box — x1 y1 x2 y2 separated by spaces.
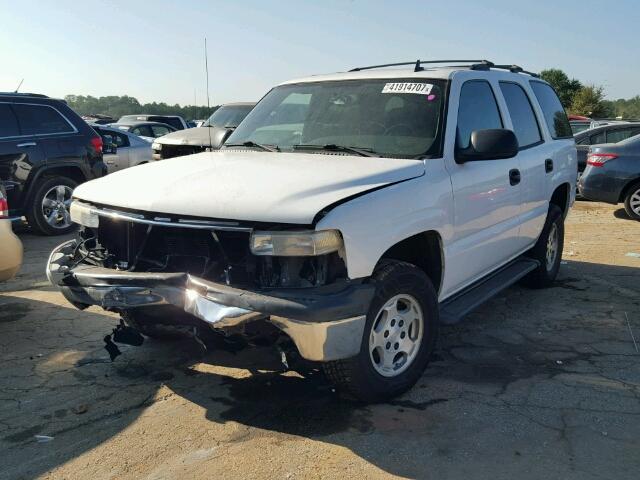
93 125 155 173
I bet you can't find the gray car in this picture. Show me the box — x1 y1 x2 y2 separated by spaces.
578 134 640 219
574 122 640 172
93 126 155 174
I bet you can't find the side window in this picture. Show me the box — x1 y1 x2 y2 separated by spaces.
529 82 572 139
456 80 503 149
13 104 75 135
576 137 590 145
110 131 129 147
606 128 637 144
499 82 542 148
0 104 20 137
590 131 606 145
132 126 152 137
151 125 171 137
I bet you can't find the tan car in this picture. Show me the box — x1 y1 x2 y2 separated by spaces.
0 189 22 281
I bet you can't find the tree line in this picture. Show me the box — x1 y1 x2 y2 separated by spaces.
540 69 640 119
64 95 219 121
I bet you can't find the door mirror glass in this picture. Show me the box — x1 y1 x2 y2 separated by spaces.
456 128 518 163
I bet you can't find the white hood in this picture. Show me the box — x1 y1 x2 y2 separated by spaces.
74 150 424 224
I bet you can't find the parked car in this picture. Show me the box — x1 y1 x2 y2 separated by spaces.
108 121 176 143
574 122 640 172
0 92 106 235
82 114 115 125
151 102 255 160
117 114 188 130
0 186 22 281
92 125 154 173
578 134 640 219
47 60 576 402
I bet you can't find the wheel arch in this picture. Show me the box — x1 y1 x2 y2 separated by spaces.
25 165 86 198
618 177 640 203
375 231 444 295
550 182 571 218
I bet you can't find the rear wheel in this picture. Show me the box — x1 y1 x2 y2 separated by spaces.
522 204 564 288
323 260 439 403
623 182 640 220
26 176 77 235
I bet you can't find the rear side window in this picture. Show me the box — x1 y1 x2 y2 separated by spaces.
151 125 172 137
0 104 20 137
456 80 503 149
131 125 153 137
499 82 542 148
13 104 75 135
607 128 640 143
589 131 606 145
529 82 572 139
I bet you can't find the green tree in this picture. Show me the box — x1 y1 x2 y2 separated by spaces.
570 85 612 117
539 69 582 109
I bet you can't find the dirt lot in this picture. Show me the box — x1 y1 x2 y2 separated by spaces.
1 201 639 480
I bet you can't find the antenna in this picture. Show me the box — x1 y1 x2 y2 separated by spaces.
15 78 24 93
204 37 212 149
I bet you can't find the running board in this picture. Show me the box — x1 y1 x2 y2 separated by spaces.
439 258 539 325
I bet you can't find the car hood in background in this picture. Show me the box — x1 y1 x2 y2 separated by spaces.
73 151 425 224
155 126 230 148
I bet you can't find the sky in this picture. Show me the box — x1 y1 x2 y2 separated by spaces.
0 0 638 106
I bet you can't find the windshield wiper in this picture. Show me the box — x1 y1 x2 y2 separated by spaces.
224 141 280 152
292 144 379 157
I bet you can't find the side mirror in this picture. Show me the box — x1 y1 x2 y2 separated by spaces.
456 129 518 163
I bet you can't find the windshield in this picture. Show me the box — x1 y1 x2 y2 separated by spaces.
225 79 446 158
204 105 254 128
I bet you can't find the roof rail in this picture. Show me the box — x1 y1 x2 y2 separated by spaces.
349 59 494 72
0 92 49 98
348 59 539 77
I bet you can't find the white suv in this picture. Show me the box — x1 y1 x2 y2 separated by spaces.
47 60 576 402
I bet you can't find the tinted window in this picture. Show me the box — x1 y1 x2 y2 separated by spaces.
607 128 640 144
99 129 129 147
456 80 503 149
499 82 541 148
0 104 20 137
576 137 590 145
590 131 606 144
13 104 74 135
529 82 572 139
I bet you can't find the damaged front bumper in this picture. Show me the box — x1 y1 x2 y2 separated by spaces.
47 240 374 361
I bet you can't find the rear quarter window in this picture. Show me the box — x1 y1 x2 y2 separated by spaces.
529 82 572 139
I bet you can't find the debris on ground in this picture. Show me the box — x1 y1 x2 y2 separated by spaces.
72 404 89 415
34 435 54 443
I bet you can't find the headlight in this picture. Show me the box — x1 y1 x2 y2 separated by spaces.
250 230 342 256
69 201 99 228
151 142 161 150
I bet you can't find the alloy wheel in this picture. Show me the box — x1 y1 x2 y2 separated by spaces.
369 294 424 377
41 185 73 230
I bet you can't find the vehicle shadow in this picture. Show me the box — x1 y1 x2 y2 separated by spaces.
2 259 639 478
613 208 638 221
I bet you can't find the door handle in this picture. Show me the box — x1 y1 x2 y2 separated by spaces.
16 142 37 148
545 158 554 173
509 169 521 186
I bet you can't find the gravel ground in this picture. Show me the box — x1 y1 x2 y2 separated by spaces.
1 201 639 480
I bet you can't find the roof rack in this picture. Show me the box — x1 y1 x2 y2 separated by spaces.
348 59 539 77
0 92 49 98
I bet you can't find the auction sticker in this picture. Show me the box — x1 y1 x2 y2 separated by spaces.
382 83 433 95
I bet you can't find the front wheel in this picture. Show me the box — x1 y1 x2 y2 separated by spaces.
623 182 640 220
323 260 439 403
522 204 564 288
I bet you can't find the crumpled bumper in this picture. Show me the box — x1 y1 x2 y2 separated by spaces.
47 240 374 361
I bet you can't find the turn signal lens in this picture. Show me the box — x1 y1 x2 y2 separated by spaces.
250 230 343 256
587 153 618 167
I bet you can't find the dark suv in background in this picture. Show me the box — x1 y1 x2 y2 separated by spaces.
0 93 106 235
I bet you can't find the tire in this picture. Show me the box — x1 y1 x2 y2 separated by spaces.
26 176 78 235
522 204 564 289
323 260 439 403
623 182 640 220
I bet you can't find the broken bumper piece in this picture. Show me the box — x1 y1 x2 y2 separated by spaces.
47 240 374 361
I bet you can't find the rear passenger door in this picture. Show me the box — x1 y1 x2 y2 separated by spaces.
498 81 547 249
444 79 523 295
